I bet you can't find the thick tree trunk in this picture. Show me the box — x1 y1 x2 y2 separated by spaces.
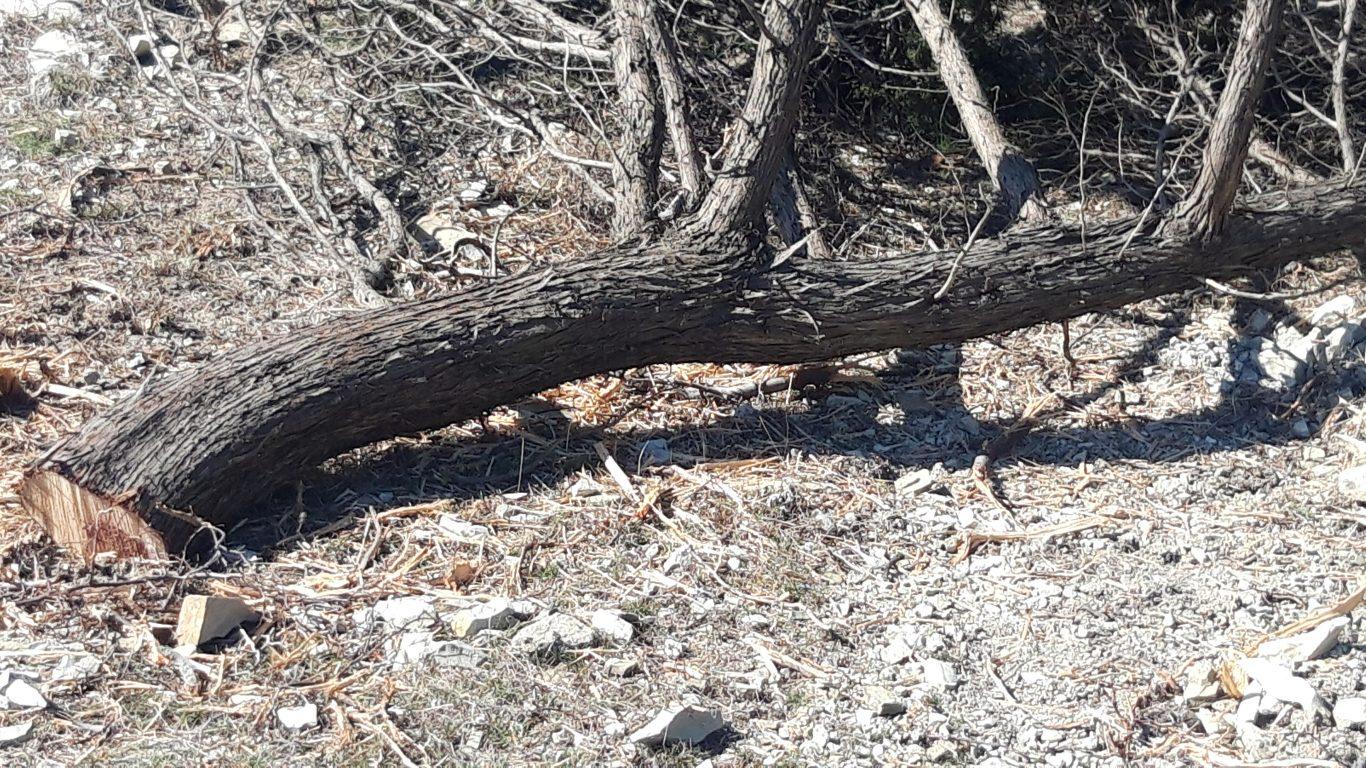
904 0 1048 224
21 183 1366 560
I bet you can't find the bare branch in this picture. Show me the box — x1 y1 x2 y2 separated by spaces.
1176 0 1288 240
694 0 826 232
643 0 707 206
1332 0 1359 171
608 0 666 237
903 0 1048 224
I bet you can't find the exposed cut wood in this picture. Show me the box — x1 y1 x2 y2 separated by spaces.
174 595 258 648
18 471 168 562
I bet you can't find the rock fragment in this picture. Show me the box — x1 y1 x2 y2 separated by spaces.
0 720 34 747
591 610 636 646
864 685 905 717
1333 697 1366 730
1337 465 1366 502
276 702 318 730
451 598 523 639
1 678 46 710
1256 616 1348 663
1181 660 1221 704
28 31 86 76
629 705 725 747
919 659 959 690
510 613 596 658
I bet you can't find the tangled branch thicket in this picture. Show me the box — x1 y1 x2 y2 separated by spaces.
123 0 1362 303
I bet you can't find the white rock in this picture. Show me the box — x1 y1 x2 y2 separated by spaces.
567 477 603 497
51 654 100 682
52 129 77 150
1323 324 1358 365
1257 617 1348 663
451 598 522 639
628 705 725 747
2 678 46 709
1337 465 1366 502
0 0 78 19
865 685 905 717
413 212 479 254
1236 658 1328 718
1333 697 1366 729
1181 661 1221 704
511 613 596 658
607 658 641 677
1310 295 1356 327
158 45 182 67
895 468 936 496
391 632 485 668
216 21 250 44
372 596 439 630
459 180 489 202
28 31 85 76
276 702 318 730
591 610 635 645
0 720 34 747
127 34 156 58
436 514 490 542
919 659 959 690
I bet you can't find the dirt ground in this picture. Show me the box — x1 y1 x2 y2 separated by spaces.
3 4 1366 768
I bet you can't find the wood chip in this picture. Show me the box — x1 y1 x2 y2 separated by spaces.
174 595 258 648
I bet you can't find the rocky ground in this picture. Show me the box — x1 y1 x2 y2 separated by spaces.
2 2 1366 767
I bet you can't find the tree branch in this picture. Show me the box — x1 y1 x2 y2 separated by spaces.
1176 0 1288 240
643 0 707 207
904 0 1048 224
609 0 666 237
693 0 826 232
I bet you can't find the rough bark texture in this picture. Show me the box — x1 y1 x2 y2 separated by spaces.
1177 0 1288 239
904 0 1048 223
1332 0 1359 172
694 0 825 230
769 150 833 258
22 183 1366 558
642 0 706 206
609 0 665 237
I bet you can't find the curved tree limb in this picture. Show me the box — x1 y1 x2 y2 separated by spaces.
20 181 1366 560
695 0 827 231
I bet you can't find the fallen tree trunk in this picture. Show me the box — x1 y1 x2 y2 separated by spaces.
20 182 1366 560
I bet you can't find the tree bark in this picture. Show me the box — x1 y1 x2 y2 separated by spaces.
1332 0 1359 173
769 149 833 258
21 182 1366 560
642 0 707 207
693 0 826 231
1176 0 1288 240
904 0 1049 224
609 0 665 237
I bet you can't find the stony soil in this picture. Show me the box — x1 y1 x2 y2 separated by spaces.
2 3 1365 767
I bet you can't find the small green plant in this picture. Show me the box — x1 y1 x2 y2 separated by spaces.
11 129 57 160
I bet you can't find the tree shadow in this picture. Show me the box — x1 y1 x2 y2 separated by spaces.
228 287 1363 555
